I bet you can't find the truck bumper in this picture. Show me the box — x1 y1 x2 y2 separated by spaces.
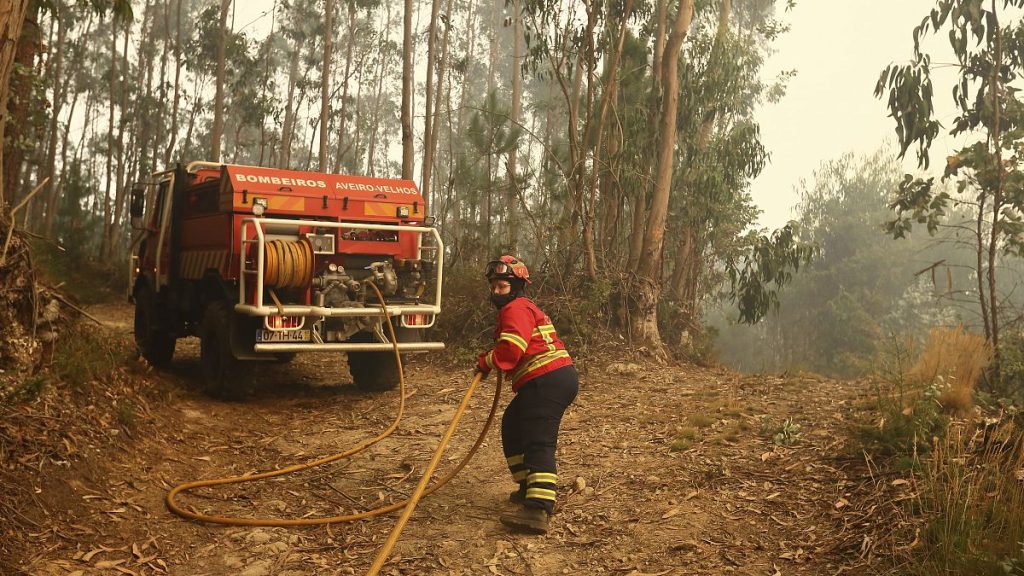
253 342 445 353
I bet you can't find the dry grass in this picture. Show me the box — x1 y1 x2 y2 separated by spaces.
903 422 1024 574
688 413 717 428
670 426 702 452
908 327 990 415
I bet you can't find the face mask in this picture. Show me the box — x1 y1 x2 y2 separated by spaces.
490 292 517 309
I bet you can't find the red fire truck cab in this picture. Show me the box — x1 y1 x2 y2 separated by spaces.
129 161 443 397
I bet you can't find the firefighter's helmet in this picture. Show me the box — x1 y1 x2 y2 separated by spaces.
484 255 531 284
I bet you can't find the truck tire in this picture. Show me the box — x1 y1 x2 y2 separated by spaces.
348 350 400 392
200 301 253 399
134 286 175 368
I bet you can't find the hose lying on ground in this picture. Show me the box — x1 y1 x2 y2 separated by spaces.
166 281 498 574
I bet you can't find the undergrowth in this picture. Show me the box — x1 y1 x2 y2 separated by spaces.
856 327 1024 574
901 423 1024 575
30 239 126 305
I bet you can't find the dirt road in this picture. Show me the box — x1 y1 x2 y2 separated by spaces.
11 304 878 575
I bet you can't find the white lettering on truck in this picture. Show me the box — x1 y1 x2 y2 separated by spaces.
234 174 328 188
334 182 419 195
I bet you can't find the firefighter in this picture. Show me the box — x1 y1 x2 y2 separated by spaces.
476 255 579 534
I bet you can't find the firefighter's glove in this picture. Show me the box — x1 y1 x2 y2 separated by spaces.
475 352 493 380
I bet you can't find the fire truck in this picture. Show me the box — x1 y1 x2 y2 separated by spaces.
128 162 443 397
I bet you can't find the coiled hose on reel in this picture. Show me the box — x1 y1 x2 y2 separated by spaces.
263 238 314 289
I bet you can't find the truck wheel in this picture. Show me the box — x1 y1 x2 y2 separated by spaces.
348 350 401 392
134 286 175 368
200 302 252 399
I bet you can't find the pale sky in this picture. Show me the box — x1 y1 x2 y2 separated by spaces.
751 0 966 229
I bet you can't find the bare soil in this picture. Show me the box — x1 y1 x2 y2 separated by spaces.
4 303 887 576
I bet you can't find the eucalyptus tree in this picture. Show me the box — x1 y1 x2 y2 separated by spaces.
210 0 231 161
877 0 1024 380
2 0 41 212
318 0 332 171
660 0 790 341
0 0 34 211
401 0 413 178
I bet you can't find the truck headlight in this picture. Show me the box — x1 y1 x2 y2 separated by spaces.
253 197 268 216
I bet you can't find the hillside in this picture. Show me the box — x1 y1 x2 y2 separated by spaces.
0 303 890 576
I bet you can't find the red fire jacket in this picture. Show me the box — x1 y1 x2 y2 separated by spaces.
477 297 573 392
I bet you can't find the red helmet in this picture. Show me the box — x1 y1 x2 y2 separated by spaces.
484 255 531 284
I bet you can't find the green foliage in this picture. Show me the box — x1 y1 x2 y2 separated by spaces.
857 338 950 458
52 321 132 389
859 379 948 458
1 376 49 405
996 330 1024 406
771 417 801 445
712 151 976 378
725 222 816 325
876 0 1024 384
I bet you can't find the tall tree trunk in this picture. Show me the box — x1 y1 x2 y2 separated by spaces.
584 0 633 275
108 27 132 258
39 5 65 235
668 0 729 313
164 0 183 165
210 0 231 161
136 0 156 178
319 0 333 170
988 2 1004 378
652 0 667 94
153 0 169 169
424 0 452 212
258 2 276 165
367 5 393 176
102 18 118 258
629 0 695 350
0 0 32 210
400 0 414 179
976 194 991 342
448 0 476 266
420 0 441 203
506 0 523 253
279 37 304 168
2 1 39 211
333 0 356 173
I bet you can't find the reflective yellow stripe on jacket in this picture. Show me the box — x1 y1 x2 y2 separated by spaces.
509 349 571 384
499 331 528 352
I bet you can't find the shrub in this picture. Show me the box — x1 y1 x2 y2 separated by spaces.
52 321 132 388
904 423 1024 575
908 326 990 415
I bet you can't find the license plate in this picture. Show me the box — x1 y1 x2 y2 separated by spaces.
256 329 311 342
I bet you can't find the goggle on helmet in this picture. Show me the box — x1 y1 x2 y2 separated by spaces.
484 255 531 284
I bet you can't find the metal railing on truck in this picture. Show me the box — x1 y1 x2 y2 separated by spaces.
236 217 445 353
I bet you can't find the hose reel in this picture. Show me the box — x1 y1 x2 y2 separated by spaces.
263 239 314 289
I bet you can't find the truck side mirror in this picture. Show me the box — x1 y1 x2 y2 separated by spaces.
130 185 145 219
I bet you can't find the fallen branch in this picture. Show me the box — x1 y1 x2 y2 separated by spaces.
0 177 50 267
42 287 106 327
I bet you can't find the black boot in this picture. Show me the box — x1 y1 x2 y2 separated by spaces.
499 506 550 534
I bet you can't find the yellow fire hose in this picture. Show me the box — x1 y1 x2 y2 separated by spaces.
166 281 499 575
